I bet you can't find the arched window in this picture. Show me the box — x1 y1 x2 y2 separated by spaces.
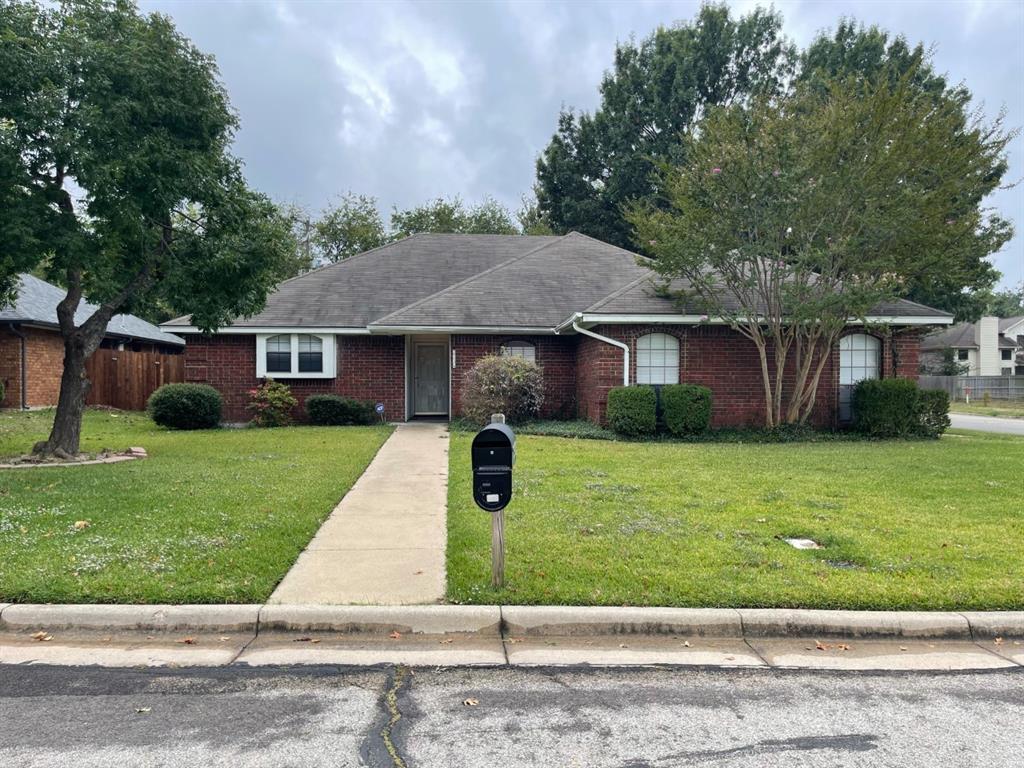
839 333 881 421
265 334 291 373
297 334 323 373
500 341 536 363
636 333 679 385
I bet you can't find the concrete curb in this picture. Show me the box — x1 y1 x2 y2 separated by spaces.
737 609 973 639
259 605 501 635
502 606 743 637
0 604 260 632
1 604 1021 640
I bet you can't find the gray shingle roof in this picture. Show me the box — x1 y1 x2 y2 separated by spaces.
1 274 184 346
160 233 953 331
163 233 561 328
584 275 954 320
370 233 652 328
922 321 1021 351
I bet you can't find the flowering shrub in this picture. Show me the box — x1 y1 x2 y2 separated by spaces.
247 379 298 427
461 355 544 425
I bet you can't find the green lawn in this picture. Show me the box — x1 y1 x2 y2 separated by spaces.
447 430 1024 610
949 401 1024 419
0 409 392 603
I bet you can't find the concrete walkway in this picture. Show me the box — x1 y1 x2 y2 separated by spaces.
269 422 449 605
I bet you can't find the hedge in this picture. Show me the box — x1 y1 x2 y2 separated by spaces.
851 378 950 438
606 386 657 437
306 394 376 426
147 383 222 430
461 354 545 425
661 384 712 436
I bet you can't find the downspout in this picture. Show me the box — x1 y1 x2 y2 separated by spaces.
564 313 630 386
6 322 27 410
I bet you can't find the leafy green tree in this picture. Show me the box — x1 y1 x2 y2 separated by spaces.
312 192 387 262
0 0 296 456
390 196 519 238
981 283 1024 317
629 72 1013 427
800 21 1012 319
535 4 794 250
920 348 970 376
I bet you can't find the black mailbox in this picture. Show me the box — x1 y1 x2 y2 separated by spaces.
472 422 515 512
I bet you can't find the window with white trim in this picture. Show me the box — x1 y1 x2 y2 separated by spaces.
957 349 969 361
256 333 336 378
500 341 536 363
636 333 679 385
838 333 881 421
1001 348 1012 361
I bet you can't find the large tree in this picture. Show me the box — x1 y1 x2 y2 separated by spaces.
312 192 388 263
1 0 295 456
799 20 1012 319
390 196 519 238
629 71 1013 427
535 4 794 250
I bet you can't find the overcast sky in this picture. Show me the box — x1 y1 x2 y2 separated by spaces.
140 0 1023 290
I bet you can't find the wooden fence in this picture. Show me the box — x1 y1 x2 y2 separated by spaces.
85 349 185 411
919 375 1024 402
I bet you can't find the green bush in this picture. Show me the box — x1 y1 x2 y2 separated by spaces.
147 383 222 430
851 378 925 438
606 386 657 437
306 394 375 426
248 379 298 427
661 384 712 435
462 354 545 425
0 379 5 405
917 388 951 438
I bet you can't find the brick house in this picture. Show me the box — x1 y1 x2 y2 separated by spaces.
161 233 953 426
1 274 185 409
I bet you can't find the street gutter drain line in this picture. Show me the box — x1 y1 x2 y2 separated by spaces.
381 665 410 768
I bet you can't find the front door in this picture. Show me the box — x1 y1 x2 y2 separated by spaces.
414 343 449 416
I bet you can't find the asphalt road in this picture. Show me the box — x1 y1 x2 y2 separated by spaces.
1 665 1021 767
950 413 1024 435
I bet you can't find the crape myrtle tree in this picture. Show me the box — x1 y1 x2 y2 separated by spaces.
629 72 1013 427
0 0 297 456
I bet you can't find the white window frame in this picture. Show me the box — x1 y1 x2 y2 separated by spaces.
636 333 680 385
500 341 537 362
838 333 881 421
256 333 336 378
1001 348 1012 361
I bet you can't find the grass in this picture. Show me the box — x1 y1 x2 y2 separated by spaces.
447 429 1024 610
0 409 392 603
949 401 1024 419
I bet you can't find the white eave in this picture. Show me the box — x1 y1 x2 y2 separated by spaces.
367 324 557 335
160 325 372 335
557 313 955 332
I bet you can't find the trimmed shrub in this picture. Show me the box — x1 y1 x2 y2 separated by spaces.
917 388 951 438
147 383 222 430
248 379 298 427
661 384 712 436
850 378 921 438
0 379 5 405
462 354 545 425
606 386 657 437
306 394 375 426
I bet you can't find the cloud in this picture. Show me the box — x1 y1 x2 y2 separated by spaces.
139 0 1022 287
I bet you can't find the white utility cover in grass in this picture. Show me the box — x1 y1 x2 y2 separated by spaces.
783 538 822 550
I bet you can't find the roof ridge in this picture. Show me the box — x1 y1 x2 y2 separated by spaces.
368 234 573 326
582 272 659 314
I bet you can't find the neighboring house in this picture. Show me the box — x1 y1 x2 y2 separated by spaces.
1 274 185 409
921 316 1024 376
161 233 953 426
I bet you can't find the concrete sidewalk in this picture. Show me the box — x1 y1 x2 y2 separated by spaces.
268 422 449 605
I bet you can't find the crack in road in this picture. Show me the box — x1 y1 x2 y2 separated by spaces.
362 666 412 768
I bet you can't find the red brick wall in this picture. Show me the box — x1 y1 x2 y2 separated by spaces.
573 324 921 428
0 328 66 407
183 334 405 422
450 335 577 419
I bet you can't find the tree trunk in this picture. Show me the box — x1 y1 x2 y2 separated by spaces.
33 335 91 458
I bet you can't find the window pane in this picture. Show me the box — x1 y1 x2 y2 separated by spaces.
297 335 324 373
636 333 678 385
266 335 291 373
500 342 536 362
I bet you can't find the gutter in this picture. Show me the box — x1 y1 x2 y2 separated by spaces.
5 322 27 409
560 312 630 387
